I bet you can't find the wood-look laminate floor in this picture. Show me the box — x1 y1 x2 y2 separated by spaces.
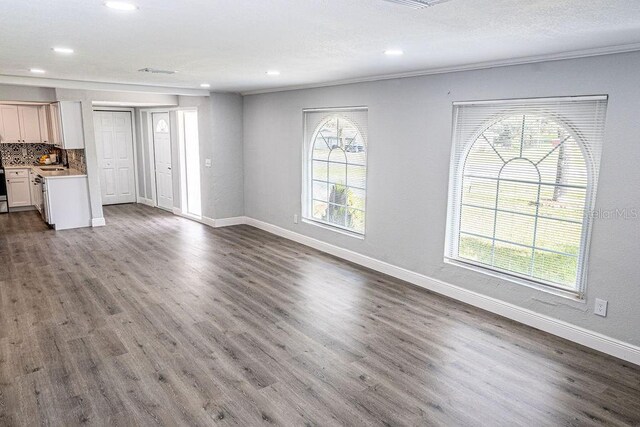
1 204 639 426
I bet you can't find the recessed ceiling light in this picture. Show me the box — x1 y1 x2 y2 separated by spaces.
29 68 46 74
266 70 280 76
384 49 404 56
200 83 211 88
104 1 137 11
52 47 74 54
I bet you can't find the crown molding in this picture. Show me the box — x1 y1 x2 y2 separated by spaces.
241 42 640 96
0 74 209 97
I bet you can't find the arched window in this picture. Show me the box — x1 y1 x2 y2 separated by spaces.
303 109 368 234
446 97 607 296
155 119 169 133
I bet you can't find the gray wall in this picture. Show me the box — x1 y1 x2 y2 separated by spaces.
0 84 55 102
208 93 244 219
243 51 640 346
134 94 244 220
176 94 244 219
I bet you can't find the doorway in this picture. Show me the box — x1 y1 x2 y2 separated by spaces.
93 110 136 205
151 112 174 211
178 110 202 218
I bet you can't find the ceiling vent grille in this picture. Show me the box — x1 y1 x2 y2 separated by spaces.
138 67 176 75
382 0 451 9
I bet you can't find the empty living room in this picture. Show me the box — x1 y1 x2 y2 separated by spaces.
1 0 640 425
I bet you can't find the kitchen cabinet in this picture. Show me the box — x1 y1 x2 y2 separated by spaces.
49 101 85 149
48 102 62 146
38 105 51 144
6 168 32 207
0 105 22 143
18 105 42 143
44 175 91 230
30 169 42 213
0 104 49 144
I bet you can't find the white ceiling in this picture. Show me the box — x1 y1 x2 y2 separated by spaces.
1 0 640 94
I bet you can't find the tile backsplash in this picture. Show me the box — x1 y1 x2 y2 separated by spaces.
65 149 87 174
0 143 87 174
0 142 59 166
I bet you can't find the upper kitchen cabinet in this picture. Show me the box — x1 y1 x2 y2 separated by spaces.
0 104 47 144
49 101 85 149
0 105 22 143
38 105 51 144
18 105 42 143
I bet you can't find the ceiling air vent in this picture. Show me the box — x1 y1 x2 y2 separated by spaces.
382 0 451 8
138 67 176 75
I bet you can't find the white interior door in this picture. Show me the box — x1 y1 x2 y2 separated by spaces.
94 111 136 205
152 112 173 211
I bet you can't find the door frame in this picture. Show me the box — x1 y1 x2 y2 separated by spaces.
92 107 140 204
141 106 197 213
176 108 202 220
143 109 173 210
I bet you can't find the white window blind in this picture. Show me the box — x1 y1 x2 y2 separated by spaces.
303 107 368 235
445 96 608 297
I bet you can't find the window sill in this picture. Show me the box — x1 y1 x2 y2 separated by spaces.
444 258 586 302
302 218 365 240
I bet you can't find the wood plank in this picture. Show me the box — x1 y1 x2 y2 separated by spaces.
0 205 638 426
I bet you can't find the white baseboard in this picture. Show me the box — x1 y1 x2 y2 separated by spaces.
137 197 155 207
243 217 640 366
91 217 106 227
170 208 245 229
201 216 217 227
213 216 248 228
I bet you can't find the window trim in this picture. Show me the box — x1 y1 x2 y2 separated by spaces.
302 107 369 237
444 96 608 299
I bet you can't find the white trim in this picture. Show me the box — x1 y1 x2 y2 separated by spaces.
137 197 155 207
241 43 640 96
213 216 247 228
91 217 106 227
138 109 148 203
453 94 608 106
302 106 368 113
240 217 640 367
200 216 217 228
0 74 209 96
170 207 244 229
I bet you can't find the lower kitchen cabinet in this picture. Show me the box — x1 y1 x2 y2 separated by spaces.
45 176 91 230
6 168 32 207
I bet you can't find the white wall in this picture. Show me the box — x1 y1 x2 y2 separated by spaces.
243 51 640 346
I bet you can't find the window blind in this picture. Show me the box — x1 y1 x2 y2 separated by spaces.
303 107 368 234
445 96 608 297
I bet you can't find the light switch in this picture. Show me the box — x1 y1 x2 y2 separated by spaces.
205 158 212 167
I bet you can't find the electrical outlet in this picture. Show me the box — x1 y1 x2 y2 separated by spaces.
293 214 298 224
594 298 608 317
205 158 212 167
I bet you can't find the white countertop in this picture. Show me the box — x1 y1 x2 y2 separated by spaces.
4 164 87 179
